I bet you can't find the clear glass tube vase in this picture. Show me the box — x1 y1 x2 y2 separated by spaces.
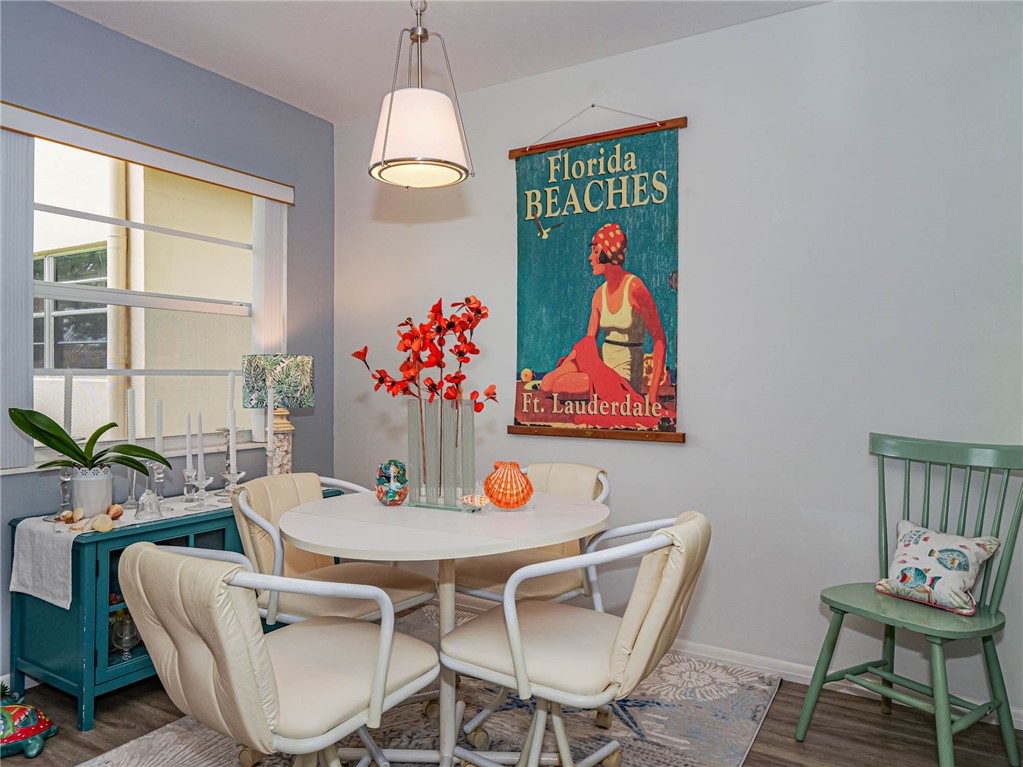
407 398 475 510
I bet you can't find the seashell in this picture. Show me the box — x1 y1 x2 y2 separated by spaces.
483 461 533 510
459 494 491 509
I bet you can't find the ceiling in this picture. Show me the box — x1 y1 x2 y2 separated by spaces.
55 1 815 124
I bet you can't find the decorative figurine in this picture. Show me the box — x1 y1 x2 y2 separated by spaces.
376 459 409 506
1 703 57 759
483 461 533 509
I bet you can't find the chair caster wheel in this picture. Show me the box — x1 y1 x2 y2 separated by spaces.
422 699 440 719
467 727 491 750
238 746 265 767
594 709 613 729
601 751 622 767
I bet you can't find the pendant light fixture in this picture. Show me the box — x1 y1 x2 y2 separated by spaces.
369 0 474 189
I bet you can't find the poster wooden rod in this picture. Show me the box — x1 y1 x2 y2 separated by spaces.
507 425 686 444
508 116 687 160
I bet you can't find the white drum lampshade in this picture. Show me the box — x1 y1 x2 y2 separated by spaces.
369 88 469 188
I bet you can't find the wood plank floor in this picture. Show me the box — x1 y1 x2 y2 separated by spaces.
15 677 1022 766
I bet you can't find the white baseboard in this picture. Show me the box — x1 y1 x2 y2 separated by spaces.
671 638 1023 730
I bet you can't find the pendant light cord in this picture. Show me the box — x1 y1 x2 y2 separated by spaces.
525 103 666 151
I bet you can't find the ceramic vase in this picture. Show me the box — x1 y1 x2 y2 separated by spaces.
376 459 409 506
483 461 533 510
407 398 476 510
71 466 113 517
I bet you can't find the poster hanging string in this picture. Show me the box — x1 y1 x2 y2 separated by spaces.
526 103 666 152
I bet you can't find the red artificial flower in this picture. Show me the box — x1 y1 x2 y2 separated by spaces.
372 369 391 392
422 377 442 403
483 384 498 401
352 346 368 363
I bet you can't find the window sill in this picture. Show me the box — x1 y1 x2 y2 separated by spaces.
0 441 268 477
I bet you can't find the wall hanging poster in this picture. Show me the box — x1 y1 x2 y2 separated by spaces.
508 118 686 443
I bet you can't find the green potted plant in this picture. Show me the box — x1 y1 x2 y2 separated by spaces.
8 408 171 517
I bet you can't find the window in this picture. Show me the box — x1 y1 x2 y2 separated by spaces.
0 107 292 469
32 140 254 443
33 247 109 370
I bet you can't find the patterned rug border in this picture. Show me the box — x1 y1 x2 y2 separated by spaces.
76 607 779 767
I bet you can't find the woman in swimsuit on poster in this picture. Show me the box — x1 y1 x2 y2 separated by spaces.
540 223 667 413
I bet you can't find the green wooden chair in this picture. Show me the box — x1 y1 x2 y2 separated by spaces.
796 433 1023 767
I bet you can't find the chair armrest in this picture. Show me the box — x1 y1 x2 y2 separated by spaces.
236 488 287 622
585 517 677 554
159 546 255 572
595 472 610 504
319 476 372 494
502 532 672 699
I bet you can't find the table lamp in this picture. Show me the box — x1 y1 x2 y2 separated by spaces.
242 354 314 475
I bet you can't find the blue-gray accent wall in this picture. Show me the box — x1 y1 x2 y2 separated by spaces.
0 1 335 675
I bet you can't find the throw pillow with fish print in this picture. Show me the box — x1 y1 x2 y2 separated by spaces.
875 520 1000 615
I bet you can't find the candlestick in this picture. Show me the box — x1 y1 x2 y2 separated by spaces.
185 412 193 473
197 412 206 483
227 371 236 414
154 400 163 456
126 388 136 445
63 372 73 434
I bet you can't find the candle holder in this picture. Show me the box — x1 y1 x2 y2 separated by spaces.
218 469 245 497
123 469 138 510
185 475 215 511
148 461 167 510
182 468 198 502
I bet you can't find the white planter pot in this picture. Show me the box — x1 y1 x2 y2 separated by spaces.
71 466 113 517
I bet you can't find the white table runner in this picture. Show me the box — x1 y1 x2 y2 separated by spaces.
10 496 232 609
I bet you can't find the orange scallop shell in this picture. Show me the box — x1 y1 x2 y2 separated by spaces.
483 461 533 509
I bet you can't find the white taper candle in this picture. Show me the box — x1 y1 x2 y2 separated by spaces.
63 372 73 433
154 400 163 456
126 388 136 445
227 371 236 414
197 412 205 482
185 412 193 473
228 409 237 469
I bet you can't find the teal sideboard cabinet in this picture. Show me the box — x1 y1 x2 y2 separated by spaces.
8 501 244 731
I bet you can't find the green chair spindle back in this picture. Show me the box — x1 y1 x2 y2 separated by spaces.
870 433 1023 614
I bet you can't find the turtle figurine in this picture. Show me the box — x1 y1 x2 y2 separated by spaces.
1 703 58 758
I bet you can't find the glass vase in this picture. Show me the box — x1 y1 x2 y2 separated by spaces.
407 398 475 511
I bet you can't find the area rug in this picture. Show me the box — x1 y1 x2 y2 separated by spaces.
77 606 778 767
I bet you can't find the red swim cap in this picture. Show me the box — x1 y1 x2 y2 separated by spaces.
591 224 626 265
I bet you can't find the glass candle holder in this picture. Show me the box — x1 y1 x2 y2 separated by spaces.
185 474 215 512
182 468 198 502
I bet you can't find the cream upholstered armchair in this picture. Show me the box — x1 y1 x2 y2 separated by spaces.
454 462 609 603
454 462 609 744
441 512 711 767
233 473 436 625
119 542 440 767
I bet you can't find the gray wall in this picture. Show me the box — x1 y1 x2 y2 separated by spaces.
0 1 334 674
334 2 1022 717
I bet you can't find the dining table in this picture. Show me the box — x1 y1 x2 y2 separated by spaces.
278 489 611 767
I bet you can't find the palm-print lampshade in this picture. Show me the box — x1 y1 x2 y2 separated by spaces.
242 354 314 409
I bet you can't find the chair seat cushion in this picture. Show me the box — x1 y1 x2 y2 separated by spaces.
822 583 1005 639
440 601 622 695
454 550 584 600
266 616 438 740
257 562 435 620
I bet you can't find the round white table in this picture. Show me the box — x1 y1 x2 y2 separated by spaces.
279 490 610 767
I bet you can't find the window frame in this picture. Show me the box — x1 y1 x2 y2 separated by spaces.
1 104 292 470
